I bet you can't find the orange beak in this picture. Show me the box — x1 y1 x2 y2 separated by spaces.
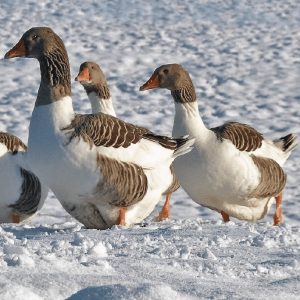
75 67 90 82
139 74 160 91
4 39 27 59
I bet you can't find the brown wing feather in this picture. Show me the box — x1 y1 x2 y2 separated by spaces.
9 168 41 216
249 155 286 198
62 113 181 150
62 113 149 148
211 122 263 152
96 154 148 207
0 132 27 154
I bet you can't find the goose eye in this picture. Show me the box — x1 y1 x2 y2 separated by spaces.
163 69 169 75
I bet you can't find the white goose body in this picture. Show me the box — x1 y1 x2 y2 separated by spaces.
172 102 269 221
0 142 24 222
5 28 193 229
0 133 48 223
75 61 180 221
140 64 297 223
28 97 175 228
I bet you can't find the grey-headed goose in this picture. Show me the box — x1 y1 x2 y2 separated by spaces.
75 61 116 116
5 28 194 229
75 61 180 221
140 64 297 225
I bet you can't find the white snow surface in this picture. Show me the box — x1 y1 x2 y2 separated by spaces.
0 0 299 299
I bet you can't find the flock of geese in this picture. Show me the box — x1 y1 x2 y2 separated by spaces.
0 27 297 229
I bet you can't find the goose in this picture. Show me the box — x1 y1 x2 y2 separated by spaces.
75 61 116 116
4 28 194 229
75 61 180 221
140 64 297 225
0 132 48 223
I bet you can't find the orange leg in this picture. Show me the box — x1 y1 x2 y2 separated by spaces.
11 213 21 223
117 207 126 226
221 211 230 223
156 194 171 221
273 192 283 226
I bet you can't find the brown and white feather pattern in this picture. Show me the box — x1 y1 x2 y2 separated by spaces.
38 47 71 103
249 155 286 198
42 52 70 86
62 113 149 148
62 113 182 150
9 168 42 216
211 122 263 152
84 83 111 100
171 85 196 104
96 154 148 207
0 132 27 154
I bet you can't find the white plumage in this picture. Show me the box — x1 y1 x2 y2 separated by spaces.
5 28 194 229
140 63 297 224
0 133 48 223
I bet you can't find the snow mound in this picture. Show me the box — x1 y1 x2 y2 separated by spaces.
0 282 42 300
68 283 195 300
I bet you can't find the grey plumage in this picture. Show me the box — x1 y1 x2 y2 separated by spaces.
96 154 148 207
77 61 111 100
62 113 189 151
171 85 196 103
249 155 286 198
9 168 42 216
0 132 27 154
211 122 263 152
39 50 71 103
85 84 110 100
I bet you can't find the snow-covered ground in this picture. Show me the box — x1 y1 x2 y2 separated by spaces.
0 0 299 299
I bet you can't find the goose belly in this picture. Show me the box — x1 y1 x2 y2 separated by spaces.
222 196 274 221
124 165 173 224
84 164 173 227
56 160 172 228
28 132 117 228
173 143 260 210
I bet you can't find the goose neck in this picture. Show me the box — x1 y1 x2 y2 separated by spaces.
88 91 116 116
173 101 207 138
36 50 71 107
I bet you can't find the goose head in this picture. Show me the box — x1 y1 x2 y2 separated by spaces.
140 64 196 104
75 61 107 88
5 27 71 103
4 27 67 61
75 61 110 102
139 64 193 91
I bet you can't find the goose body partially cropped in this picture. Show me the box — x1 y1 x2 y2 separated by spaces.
75 61 180 221
0 132 48 223
4 28 193 229
140 64 297 225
